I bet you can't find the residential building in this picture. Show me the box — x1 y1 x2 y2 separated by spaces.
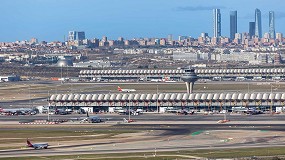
276 33 283 42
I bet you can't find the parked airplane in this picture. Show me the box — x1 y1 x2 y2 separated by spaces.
150 79 161 82
77 112 105 123
26 139 49 149
0 107 34 115
164 80 177 83
85 116 104 123
162 77 177 83
116 109 142 115
55 109 69 115
117 86 136 92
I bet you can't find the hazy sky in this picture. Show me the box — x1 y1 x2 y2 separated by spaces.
1 0 285 42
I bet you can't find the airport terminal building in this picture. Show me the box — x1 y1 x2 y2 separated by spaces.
48 92 285 113
79 68 285 81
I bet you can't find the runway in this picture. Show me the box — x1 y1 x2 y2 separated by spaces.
1 113 285 122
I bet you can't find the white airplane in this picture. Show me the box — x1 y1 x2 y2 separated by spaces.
117 86 136 92
162 77 177 83
81 112 104 123
150 79 161 82
0 107 33 115
84 116 104 123
164 80 177 83
26 139 49 149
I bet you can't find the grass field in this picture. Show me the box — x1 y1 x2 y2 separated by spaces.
0 128 137 149
179 147 285 159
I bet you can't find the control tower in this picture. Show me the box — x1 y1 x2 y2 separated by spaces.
181 68 199 94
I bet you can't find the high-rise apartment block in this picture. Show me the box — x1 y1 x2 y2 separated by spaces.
230 11 237 40
255 9 262 38
213 9 221 37
276 33 283 42
235 33 242 40
68 31 76 41
264 32 270 39
178 36 188 42
200 32 208 38
269 11 275 39
102 36 108 42
30 38 38 44
167 34 173 42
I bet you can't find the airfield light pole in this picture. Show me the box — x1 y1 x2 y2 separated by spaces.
270 84 273 114
156 85 159 113
61 65 63 84
48 106 50 122
29 85 31 107
128 100 131 121
47 91 50 122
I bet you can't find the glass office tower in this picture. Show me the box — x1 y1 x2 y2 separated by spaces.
269 11 275 39
249 22 255 39
255 9 262 38
230 11 237 40
213 9 221 37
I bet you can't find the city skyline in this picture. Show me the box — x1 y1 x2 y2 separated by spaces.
0 0 285 42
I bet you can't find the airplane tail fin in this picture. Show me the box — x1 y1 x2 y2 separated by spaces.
87 112 89 117
162 77 169 82
0 107 3 112
26 139 33 147
117 86 122 92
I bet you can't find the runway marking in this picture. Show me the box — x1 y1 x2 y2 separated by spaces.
0 134 106 140
191 130 204 136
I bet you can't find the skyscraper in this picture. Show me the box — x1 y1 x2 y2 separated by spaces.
254 9 262 38
68 31 76 41
213 9 221 37
269 11 275 39
167 34 173 42
68 31 85 41
230 11 237 40
77 31 85 41
249 22 255 38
